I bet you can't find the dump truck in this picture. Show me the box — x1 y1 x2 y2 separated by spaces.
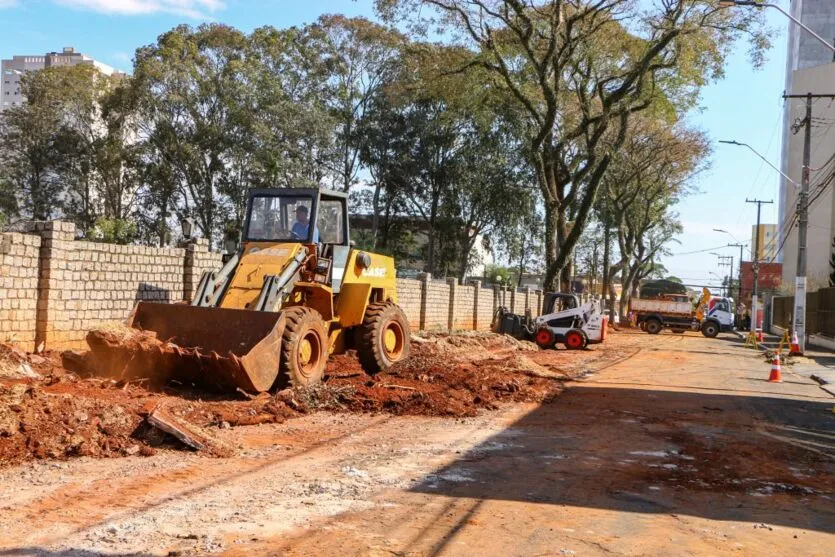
630 287 734 338
493 293 607 349
104 187 411 392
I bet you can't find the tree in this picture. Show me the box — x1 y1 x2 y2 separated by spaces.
0 68 73 221
132 24 253 247
377 0 768 290
310 15 405 192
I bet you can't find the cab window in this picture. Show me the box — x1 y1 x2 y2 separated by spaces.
247 195 313 242
318 199 345 244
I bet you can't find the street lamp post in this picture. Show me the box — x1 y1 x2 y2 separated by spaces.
718 140 799 189
718 1 835 54
714 229 747 326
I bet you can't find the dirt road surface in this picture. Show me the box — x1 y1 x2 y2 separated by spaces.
1 331 833 556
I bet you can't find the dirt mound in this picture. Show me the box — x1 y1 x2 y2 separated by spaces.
307 332 568 417
65 326 185 387
0 331 585 466
0 381 147 463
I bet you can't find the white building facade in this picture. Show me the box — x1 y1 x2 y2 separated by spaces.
778 0 835 291
1 47 118 111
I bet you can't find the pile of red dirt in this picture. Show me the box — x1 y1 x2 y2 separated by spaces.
307 332 570 417
0 330 583 465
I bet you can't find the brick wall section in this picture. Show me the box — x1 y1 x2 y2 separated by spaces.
396 278 422 329
0 219 548 348
0 232 41 351
184 239 223 302
452 283 475 330
424 279 451 330
29 221 191 351
475 282 496 331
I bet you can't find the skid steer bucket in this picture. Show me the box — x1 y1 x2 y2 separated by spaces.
88 302 286 392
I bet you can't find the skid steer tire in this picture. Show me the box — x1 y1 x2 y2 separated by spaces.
357 302 411 374
279 307 329 388
564 330 586 350
535 328 556 350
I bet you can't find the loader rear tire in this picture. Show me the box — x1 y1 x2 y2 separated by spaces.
357 302 411 374
279 307 329 388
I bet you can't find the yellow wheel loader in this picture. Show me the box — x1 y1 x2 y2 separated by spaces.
121 187 411 392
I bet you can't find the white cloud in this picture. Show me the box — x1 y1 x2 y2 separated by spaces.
54 0 225 19
0 0 19 8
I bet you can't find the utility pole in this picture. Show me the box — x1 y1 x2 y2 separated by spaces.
718 255 734 297
783 92 835 353
746 198 773 332
729 243 744 320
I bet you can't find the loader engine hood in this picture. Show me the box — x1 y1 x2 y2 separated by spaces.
220 242 307 309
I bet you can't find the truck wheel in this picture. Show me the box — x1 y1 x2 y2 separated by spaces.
645 319 663 335
701 321 720 338
535 328 556 349
357 302 411 374
564 330 585 350
279 307 329 388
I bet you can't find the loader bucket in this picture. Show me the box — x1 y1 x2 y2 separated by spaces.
88 302 286 392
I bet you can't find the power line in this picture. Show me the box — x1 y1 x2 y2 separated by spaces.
671 241 750 257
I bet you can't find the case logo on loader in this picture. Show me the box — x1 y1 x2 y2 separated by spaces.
362 267 387 278
248 247 290 257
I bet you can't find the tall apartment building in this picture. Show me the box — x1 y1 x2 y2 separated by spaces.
751 224 778 262
778 0 835 291
1 47 118 111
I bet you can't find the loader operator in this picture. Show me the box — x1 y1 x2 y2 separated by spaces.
292 204 319 243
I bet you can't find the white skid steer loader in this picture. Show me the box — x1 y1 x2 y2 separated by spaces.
492 293 608 350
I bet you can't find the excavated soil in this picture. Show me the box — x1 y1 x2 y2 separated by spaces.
0 329 612 466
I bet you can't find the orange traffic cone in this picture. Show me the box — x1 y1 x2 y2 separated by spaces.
790 331 802 355
768 354 783 383
757 328 764 343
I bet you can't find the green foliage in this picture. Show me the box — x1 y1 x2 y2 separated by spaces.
665 276 684 284
90 217 138 245
484 264 516 286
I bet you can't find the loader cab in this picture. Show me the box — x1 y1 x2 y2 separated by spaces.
243 187 352 292
244 187 349 247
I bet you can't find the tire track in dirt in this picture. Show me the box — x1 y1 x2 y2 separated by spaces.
1 415 394 548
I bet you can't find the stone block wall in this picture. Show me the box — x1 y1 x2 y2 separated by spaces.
29 221 194 351
475 283 496 331
0 232 41 351
0 220 549 350
184 239 223 301
451 283 475 330
396 278 422 329
392 276 544 334
423 279 451 330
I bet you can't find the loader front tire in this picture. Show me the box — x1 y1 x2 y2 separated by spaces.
279 307 329 388
357 302 411 374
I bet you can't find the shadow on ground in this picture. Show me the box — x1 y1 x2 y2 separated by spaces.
410 386 835 534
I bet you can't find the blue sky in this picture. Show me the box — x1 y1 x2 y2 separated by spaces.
0 0 792 288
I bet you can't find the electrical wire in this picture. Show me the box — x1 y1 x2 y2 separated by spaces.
671 242 750 257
